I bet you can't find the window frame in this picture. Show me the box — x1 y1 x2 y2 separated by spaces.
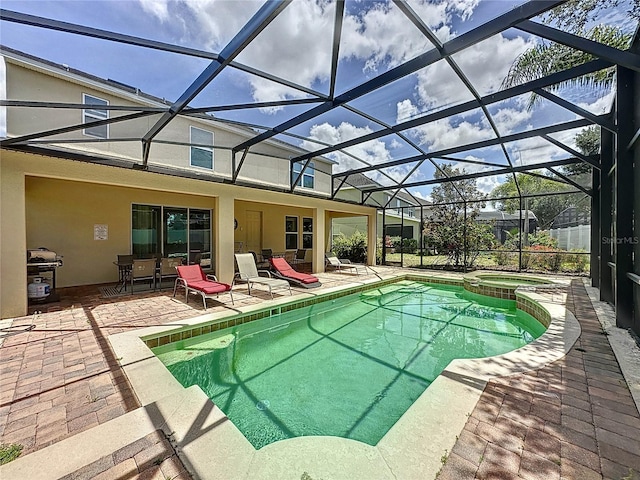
131 203 213 270
190 126 214 170
285 215 299 250
82 93 109 139
293 161 315 189
302 217 313 249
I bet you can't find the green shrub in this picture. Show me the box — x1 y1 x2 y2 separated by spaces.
331 231 368 263
392 238 418 254
493 248 510 266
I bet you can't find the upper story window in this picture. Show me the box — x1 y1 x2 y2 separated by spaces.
293 161 315 189
82 94 108 138
190 126 214 169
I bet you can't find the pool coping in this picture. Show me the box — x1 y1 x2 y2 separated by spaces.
111 272 579 480
0 271 579 480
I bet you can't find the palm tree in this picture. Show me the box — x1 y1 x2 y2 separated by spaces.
502 24 632 109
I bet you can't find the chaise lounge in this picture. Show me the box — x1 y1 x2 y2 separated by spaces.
173 264 234 309
269 257 322 288
325 254 368 275
234 253 291 298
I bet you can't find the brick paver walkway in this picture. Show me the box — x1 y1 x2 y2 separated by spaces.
0 271 383 457
1 273 638 480
439 279 640 480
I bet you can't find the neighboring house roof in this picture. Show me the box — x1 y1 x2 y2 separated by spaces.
333 173 431 207
477 210 538 221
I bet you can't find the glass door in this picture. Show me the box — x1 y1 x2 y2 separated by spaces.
164 208 188 263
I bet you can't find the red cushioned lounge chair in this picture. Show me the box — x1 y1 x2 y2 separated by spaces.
173 264 234 309
269 257 322 289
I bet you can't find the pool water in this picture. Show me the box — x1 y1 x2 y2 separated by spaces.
154 281 545 449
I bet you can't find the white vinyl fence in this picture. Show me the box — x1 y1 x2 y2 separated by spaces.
549 225 590 251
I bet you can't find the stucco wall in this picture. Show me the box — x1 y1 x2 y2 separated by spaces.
0 149 375 318
4 58 333 195
26 177 216 288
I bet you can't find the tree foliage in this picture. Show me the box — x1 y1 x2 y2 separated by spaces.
490 173 589 228
502 25 631 110
562 126 599 175
543 0 640 31
423 165 494 269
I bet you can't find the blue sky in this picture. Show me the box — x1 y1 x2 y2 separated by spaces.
1 0 636 200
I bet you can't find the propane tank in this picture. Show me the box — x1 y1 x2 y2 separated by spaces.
28 277 50 301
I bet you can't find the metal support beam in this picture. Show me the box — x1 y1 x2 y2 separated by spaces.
615 66 636 328
361 158 582 193
600 124 614 303
517 20 640 73
232 148 250 183
591 162 600 288
336 118 594 180
140 0 290 166
541 134 601 169
233 0 564 152
533 89 617 133
0 111 155 147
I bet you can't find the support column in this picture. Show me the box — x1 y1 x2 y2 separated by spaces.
215 195 235 285
368 211 377 266
312 207 325 273
590 165 600 287
614 66 635 327
0 164 27 318
600 129 614 303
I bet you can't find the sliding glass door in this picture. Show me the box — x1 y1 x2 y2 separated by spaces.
132 204 212 269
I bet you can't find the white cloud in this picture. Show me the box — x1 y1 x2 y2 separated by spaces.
577 90 615 115
138 0 484 106
341 1 447 72
486 107 533 135
301 121 419 184
405 116 494 151
138 0 172 22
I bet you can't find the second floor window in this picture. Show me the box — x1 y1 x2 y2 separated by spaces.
190 126 214 169
83 94 108 138
293 161 315 189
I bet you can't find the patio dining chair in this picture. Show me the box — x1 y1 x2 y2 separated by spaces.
157 257 182 289
130 258 157 293
293 249 307 266
115 254 134 292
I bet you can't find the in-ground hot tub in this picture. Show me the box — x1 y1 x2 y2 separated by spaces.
463 272 556 301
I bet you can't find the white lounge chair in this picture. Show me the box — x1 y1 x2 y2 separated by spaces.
325 254 368 275
234 253 291 298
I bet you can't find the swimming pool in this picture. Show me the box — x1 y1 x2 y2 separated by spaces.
153 280 545 449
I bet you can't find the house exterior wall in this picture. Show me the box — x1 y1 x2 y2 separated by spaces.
3 54 333 195
331 212 422 243
0 149 375 319
234 200 314 254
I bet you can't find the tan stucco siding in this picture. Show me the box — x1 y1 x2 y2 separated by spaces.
234 200 314 253
5 60 334 195
1 149 375 318
25 176 216 289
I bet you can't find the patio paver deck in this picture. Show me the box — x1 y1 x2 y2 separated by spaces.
1 270 639 479
439 279 640 480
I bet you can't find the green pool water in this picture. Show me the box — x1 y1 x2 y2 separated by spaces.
154 281 545 449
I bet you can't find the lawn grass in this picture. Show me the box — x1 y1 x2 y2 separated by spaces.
0 443 23 465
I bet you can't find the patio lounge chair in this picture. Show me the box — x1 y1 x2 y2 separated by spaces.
234 253 291 299
173 264 234 309
269 257 321 289
325 254 368 275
